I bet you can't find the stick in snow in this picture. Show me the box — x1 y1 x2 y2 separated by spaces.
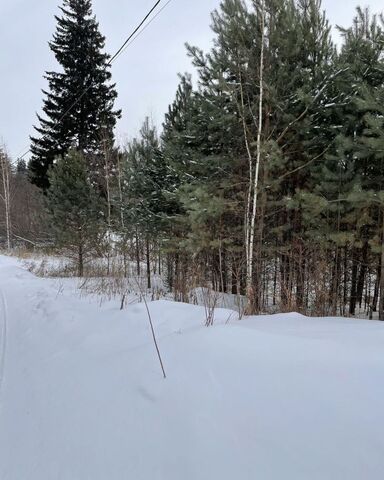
134 278 167 379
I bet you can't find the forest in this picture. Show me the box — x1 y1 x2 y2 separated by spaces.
1 0 384 319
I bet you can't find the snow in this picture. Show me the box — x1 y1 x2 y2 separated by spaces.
0 255 384 479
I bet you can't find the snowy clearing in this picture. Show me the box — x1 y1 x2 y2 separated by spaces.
0 255 384 479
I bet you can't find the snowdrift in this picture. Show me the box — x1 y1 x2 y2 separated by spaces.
0 256 383 479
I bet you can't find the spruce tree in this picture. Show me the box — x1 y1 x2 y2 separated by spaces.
29 0 120 190
46 149 104 276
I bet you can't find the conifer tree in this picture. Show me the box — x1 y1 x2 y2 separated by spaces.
46 150 104 276
356 75 384 319
92 0 384 317
315 8 384 315
120 118 170 286
29 0 120 190
173 0 336 308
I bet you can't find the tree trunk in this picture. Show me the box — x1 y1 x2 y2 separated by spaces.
280 252 291 310
245 0 265 313
218 246 228 293
167 254 174 291
372 262 380 312
231 257 238 295
356 241 368 310
379 214 384 320
135 229 141 276
174 254 180 301
349 252 358 316
342 246 348 316
117 155 125 229
78 242 84 277
273 256 277 306
329 247 340 316
146 236 151 290
296 244 305 312
123 248 128 278
0 152 12 250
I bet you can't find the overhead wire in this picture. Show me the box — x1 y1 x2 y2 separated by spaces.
110 0 173 64
108 0 161 64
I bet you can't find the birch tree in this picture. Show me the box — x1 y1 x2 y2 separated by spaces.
0 148 12 250
245 0 265 312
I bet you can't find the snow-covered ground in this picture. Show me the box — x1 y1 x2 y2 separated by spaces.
0 255 384 479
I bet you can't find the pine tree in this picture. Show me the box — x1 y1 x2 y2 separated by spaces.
356 77 384 319
29 0 120 190
120 118 171 286
316 8 384 316
176 0 336 309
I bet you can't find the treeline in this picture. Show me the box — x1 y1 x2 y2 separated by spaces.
0 151 46 248
2 0 384 319
119 1 384 319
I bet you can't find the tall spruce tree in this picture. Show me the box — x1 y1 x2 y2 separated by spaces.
29 0 120 190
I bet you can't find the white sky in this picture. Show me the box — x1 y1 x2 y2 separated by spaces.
0 0 383 159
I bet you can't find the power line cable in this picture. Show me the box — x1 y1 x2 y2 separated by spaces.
110 0 173 64
109 0 161 65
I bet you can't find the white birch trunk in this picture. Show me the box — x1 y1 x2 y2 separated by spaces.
117 155 125 230
102 135 112 275
245 0 265 307
0 151 12 251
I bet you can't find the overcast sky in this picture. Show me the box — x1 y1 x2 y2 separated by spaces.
0 0 383 160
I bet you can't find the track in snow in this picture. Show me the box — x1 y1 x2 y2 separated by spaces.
0 289 7 400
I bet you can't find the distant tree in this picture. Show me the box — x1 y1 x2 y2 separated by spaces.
16 158 27 175
29 0 121 190
12 160 47 246
121 118 168 287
